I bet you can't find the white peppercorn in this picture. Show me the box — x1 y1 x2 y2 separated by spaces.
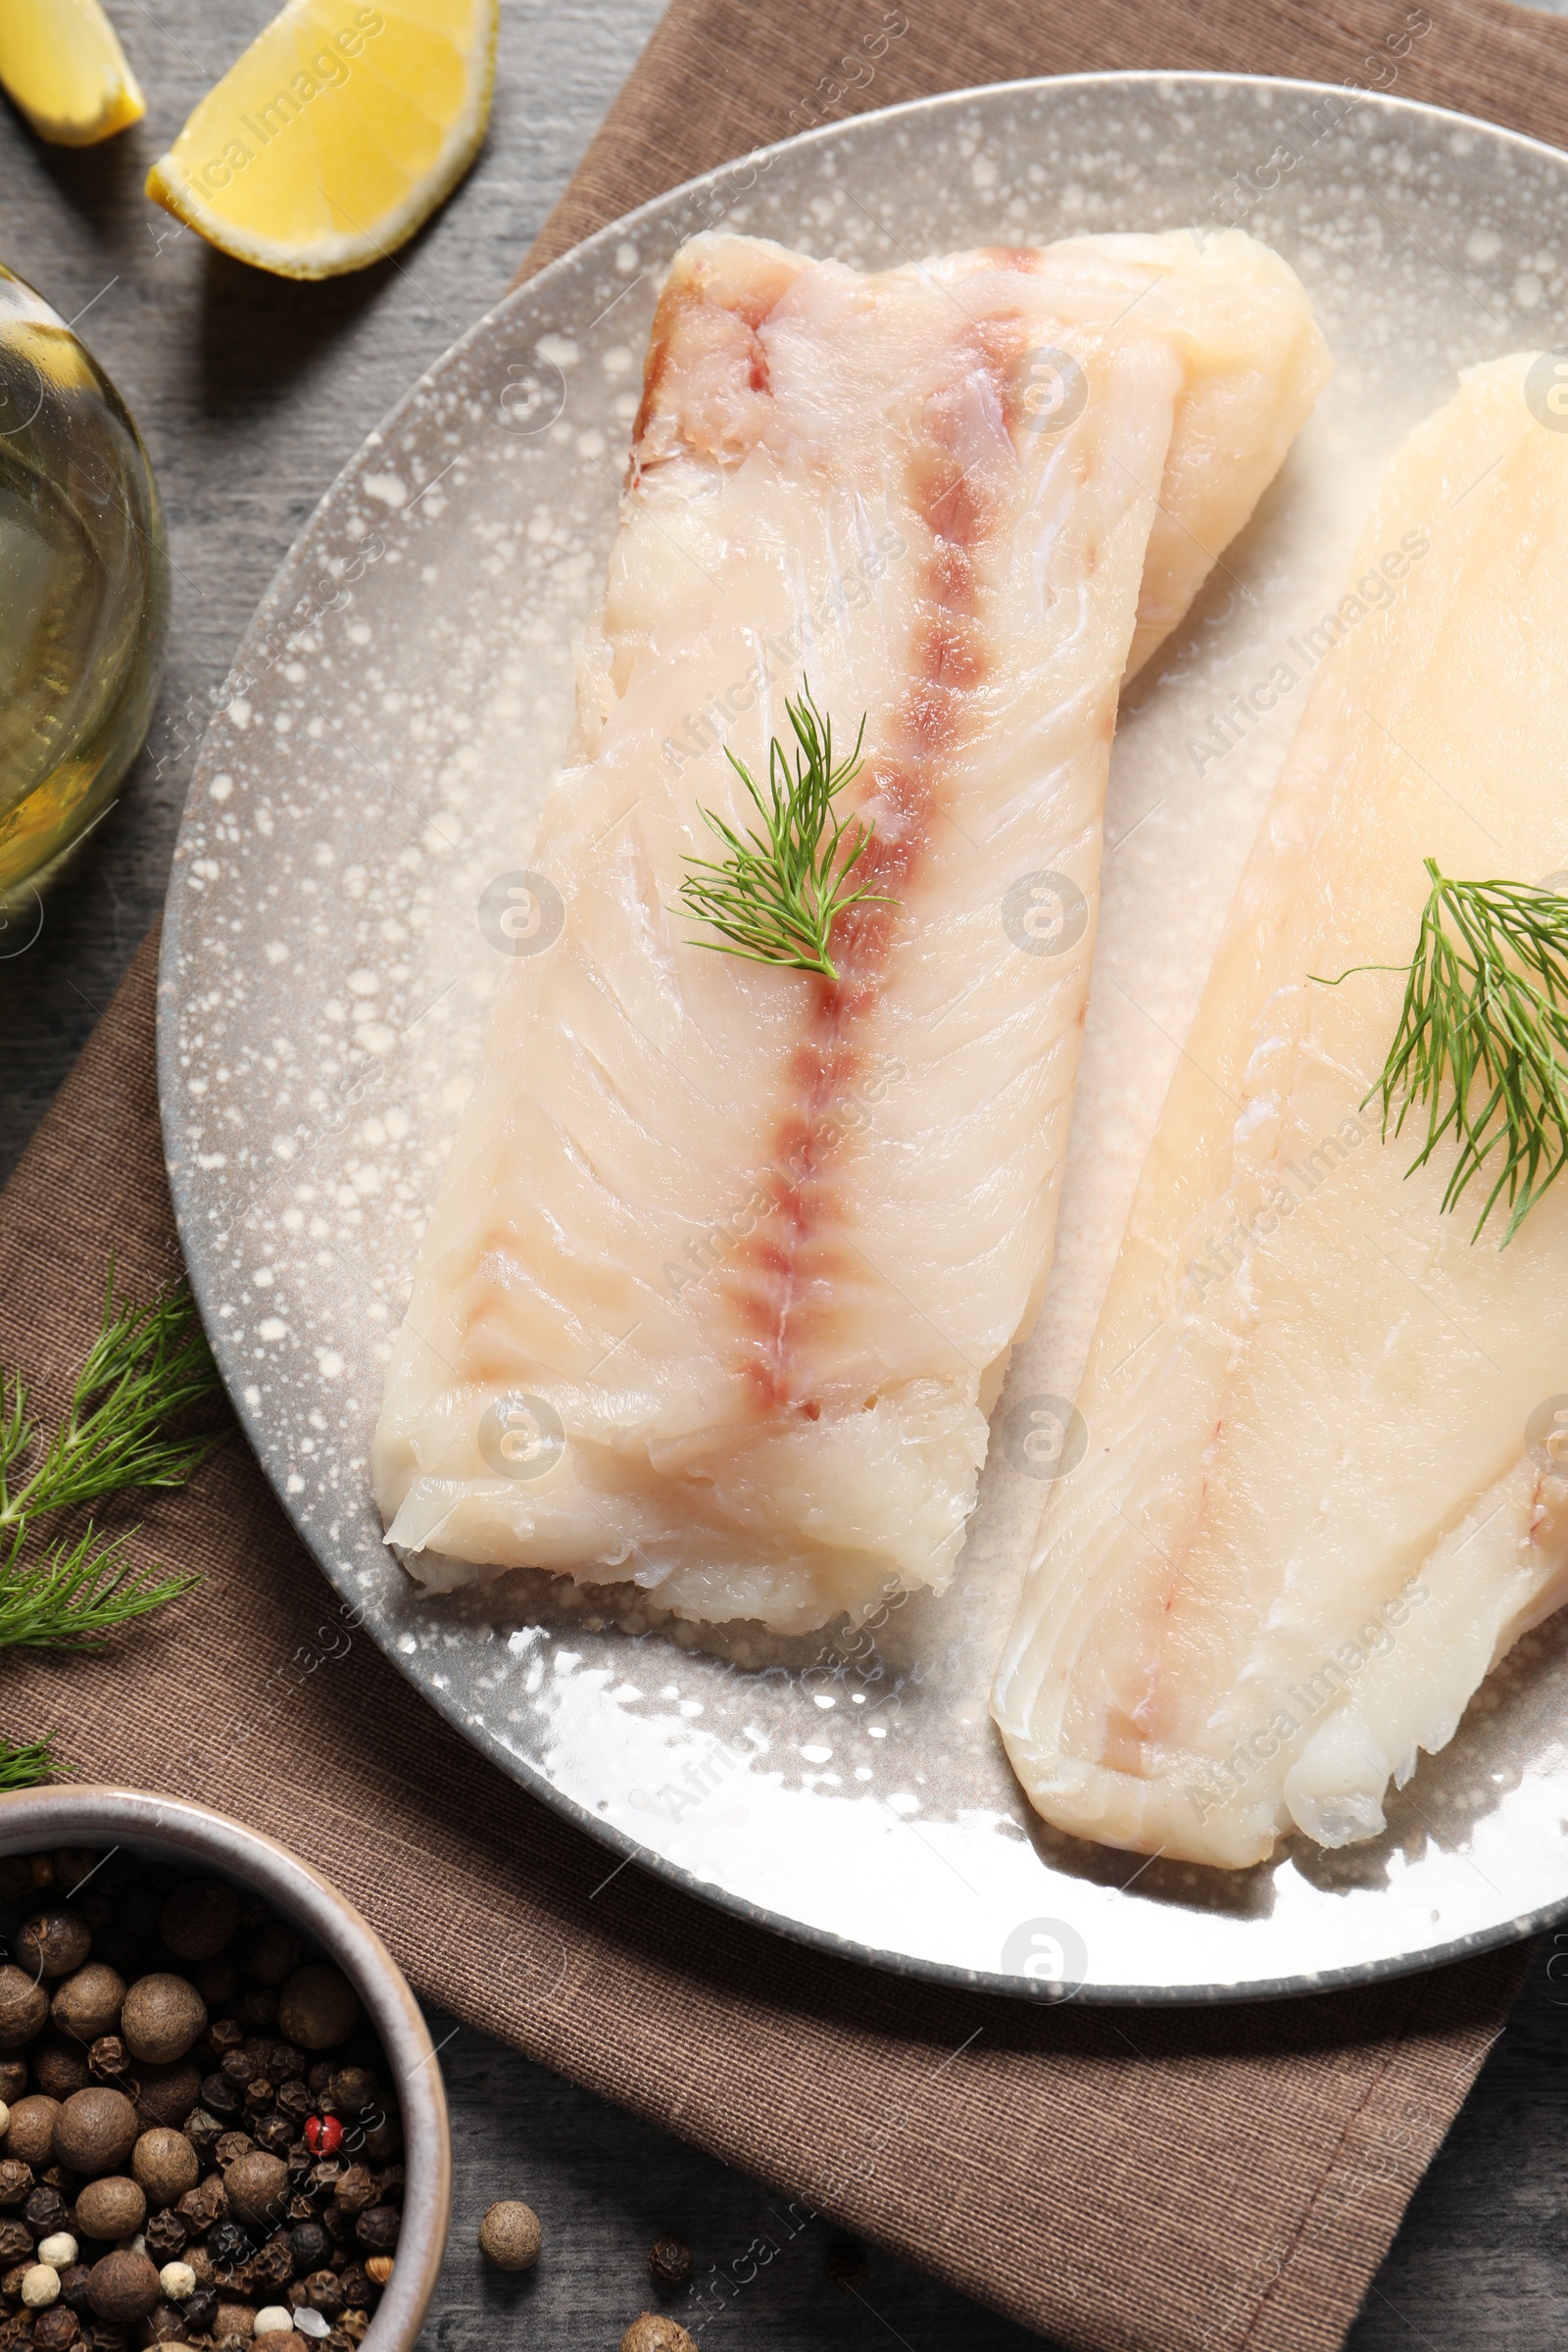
158 2265 196 2304
22 2265 61 2309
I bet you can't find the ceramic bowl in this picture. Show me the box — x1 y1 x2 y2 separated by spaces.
0 1787 450 2352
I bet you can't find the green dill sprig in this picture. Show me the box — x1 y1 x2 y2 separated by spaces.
1314 859 1568 1244
0 1522 198 1650
0 1736 59 1790
674 682 897 981
0 1270 222 1773
0 1269 224 1530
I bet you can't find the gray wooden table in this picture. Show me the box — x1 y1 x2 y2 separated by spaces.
2 4 1565 2344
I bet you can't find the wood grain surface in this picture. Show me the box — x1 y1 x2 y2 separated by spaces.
3 4 1566 2345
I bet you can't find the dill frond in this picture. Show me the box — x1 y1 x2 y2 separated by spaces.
0 1266 224 1529
0 1736 58 1790
1315 860 1568 1244
674 682 897 981
0 1267 220 1653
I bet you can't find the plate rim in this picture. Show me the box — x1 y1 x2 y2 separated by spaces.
160 64 1568 2006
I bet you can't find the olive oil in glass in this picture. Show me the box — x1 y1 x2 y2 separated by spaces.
0 261 167 900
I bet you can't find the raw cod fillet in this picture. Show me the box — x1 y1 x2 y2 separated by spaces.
372 226 1329 1634
994 353 1568 1867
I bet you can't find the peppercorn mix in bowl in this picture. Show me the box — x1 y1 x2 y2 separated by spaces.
0 1792 448 2352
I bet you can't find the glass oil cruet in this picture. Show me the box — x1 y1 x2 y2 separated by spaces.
0 259 167 910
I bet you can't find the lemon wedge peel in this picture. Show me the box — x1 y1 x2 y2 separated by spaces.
145 0 498 281
0 0 146 147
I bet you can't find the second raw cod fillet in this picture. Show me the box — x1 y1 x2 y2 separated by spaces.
994 354 1568 1865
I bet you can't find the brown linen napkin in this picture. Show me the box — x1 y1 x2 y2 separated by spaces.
6 0 1564 2343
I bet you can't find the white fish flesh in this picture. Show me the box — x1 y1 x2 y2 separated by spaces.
372 226 1329 1634
994 353 1568 1866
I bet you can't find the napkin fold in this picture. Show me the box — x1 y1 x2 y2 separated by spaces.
7 0 1564 2343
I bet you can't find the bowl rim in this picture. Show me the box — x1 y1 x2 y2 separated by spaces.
0 1787 450 2352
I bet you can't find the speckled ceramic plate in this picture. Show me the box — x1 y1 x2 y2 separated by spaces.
160 72 1568 2001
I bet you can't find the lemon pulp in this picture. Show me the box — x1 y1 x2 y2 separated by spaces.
146 0 497 279
0 0 145 146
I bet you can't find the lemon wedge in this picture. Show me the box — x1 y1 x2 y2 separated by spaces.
0 0 145 145
145 0 497 279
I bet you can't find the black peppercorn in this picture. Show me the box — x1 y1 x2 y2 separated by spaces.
351 2209 396 2258
178 2291 215 2342
196 2082 239 2124
250 2243 293 2299
334 2268 372 2315
647 2239 691 2293
142 2215 187 2264
143 2304 187 2344
173 2180 225 2235
202 2230 249 2277
284 2228 326 2281
55 2278 91 2320
0 2169 33 2211
323 2075 374 2123
179 2292 215 2341
328 2172 373 2221
240 2084 272 2119
86 2042 127 2085
261 2054 302 2096
249 2121 290 2160
32 2311 76 2352
203 2028 242 2064
180 2115 221 2164
359 2120 399 2165
300 2276 340 2322
272 2087 310 2129
0 2232 25 2272
237 1994 276 2034
23 2187 70 2238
